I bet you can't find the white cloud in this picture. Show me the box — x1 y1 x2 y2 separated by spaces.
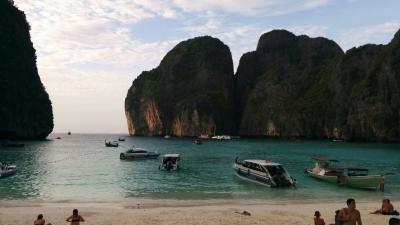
338 21 400 50
9 0 338 133
172 0 332 16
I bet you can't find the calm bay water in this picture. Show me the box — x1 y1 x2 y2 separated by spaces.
0 134 399 202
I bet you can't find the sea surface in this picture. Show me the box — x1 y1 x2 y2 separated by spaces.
0 134 399 203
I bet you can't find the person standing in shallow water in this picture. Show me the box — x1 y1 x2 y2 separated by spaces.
338 199 362 225
66 209 85 225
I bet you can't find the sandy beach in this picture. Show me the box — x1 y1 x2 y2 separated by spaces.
0 199 398 225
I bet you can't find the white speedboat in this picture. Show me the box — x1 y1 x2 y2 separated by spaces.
120 147 160 160
305 156 384 190
159 154 180 171
212 135 231 140
233 157 295 187
0 163 17 178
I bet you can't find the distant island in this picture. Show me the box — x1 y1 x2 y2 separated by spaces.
125 29 400 142
0 0 53 139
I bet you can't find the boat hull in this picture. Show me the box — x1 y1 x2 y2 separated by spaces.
306 169 382 189
306 170 338 184
120 153 160 160
234 166 273 187
346 175 382 190
0 167 17 178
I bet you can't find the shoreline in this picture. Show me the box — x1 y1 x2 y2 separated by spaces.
0 197 395 208
0 199 398 225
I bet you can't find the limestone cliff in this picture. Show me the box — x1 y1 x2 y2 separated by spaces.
125 29 400 141
235 30 344 138
236 29 400 141
125 36 235 136
0 0 53 139
333 30 400 141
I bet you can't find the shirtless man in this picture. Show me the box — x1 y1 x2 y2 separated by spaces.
338 198 362 225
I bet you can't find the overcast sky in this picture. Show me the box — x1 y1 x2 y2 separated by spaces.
14 0 400 134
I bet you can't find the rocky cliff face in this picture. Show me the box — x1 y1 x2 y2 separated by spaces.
236 29 400 141
125 36 235 136
126 28 400 141
235 30 344 138
0 0 53 139
333 30 400 141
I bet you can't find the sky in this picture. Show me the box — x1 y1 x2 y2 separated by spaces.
13 0 400 134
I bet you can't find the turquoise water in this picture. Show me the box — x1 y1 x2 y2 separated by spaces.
0 134 399 202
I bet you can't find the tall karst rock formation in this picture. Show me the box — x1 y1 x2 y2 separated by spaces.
235 30 344 138
236 29 400 141
0 0 53 139
125 36 235 137
126 29 400 142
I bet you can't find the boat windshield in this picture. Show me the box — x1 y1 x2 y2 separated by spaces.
266 165 286 176
163 157 178 163
242 162 266 173
127 150 147 153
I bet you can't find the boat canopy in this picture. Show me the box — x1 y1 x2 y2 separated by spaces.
126 148 148 153
163 154 180 158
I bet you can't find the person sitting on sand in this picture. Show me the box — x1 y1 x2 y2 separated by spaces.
371 199 399 215
66 208 85 225
34 214 51 225
314 211 326 225
338 198 362 225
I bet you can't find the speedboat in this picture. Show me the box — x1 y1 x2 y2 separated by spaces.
118 137 125 141
198 134 210 139
0 163 17 178
212 135 231 140
159 154 180 171
105 140 118 147
164 135 171 139
305 156 385 190
194 139 202 145
120 147 160 160
233 157 295 188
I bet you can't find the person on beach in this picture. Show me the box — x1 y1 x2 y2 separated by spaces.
371 199 399 215
314 211 326 225
66 209 85 225
338 198 362 225
34 214 51 225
